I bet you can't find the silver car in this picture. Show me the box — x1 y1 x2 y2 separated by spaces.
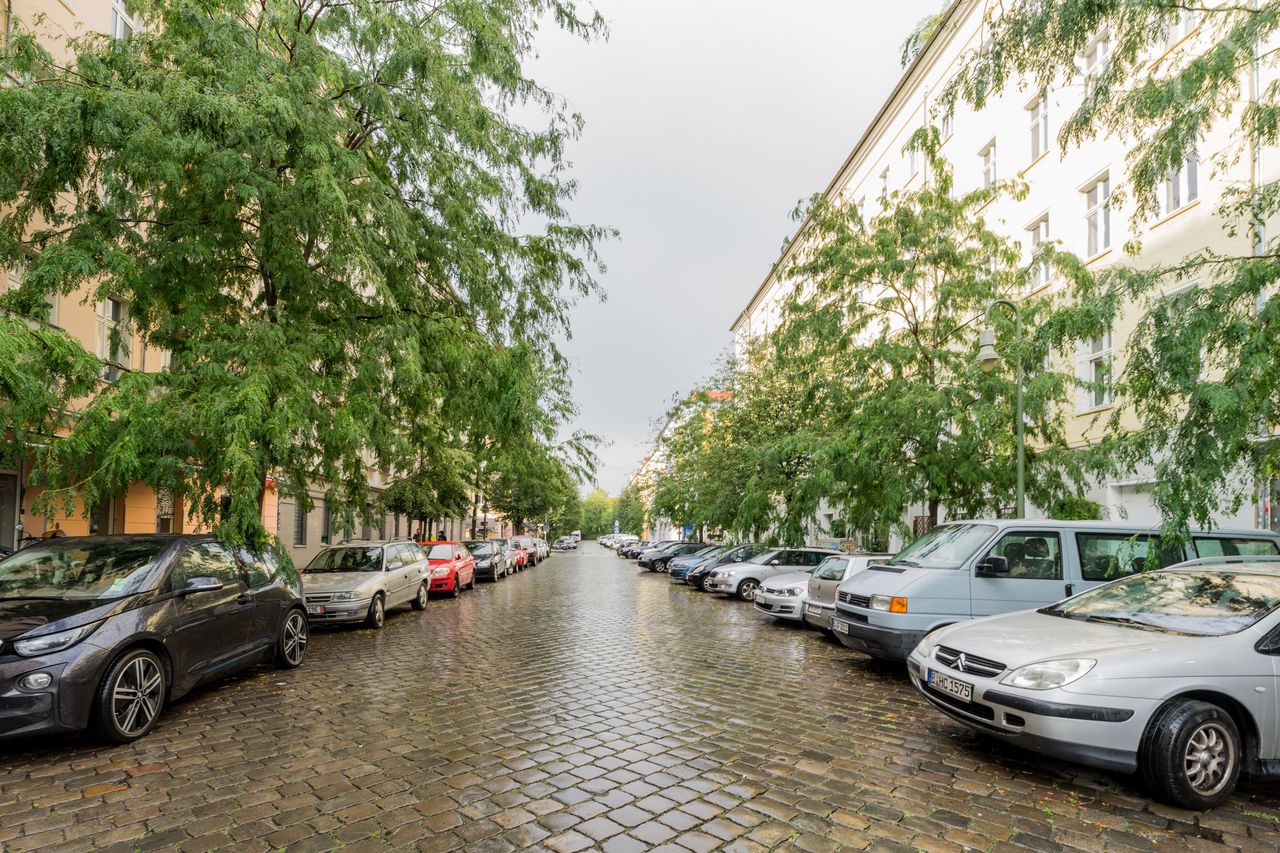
753 567 819 622
908 557 1280 809
302 540 429 629
706 547 840 601
803 554 891 630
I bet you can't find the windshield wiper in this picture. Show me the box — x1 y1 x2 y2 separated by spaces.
0 595 70 602
1083 614 1160 630
894 559 922 568
1037 607 1076 619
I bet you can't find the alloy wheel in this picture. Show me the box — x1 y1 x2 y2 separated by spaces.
282 611 308 665
1183 721 1235 797
111 655 164 737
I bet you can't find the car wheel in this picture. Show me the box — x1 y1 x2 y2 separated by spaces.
656 559 670 572
1141 699 1242 809
450 576 461 598
695 576 710 592
275 609 309 668
91 648 167 743
467 572 476 590
411 583 428 611
366 595 386 629
736 579 760 601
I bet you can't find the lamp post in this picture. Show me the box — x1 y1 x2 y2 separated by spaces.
976 299 1025 519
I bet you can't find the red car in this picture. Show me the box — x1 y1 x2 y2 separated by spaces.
420 541 477 597
503 538 528 571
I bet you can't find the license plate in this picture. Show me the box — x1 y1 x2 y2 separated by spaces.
806 604 822 615
928 669 973 703
832 619 849 635
307 605 325 615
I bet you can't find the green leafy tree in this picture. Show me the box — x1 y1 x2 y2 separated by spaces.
578 487 614 538
0 0 607 544
947 0 1280 532
614 483 646 535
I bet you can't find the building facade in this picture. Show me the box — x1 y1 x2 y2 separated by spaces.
730 0 1277 533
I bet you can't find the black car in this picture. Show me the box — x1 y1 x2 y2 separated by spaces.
463 540 508 581
685 543 772 590
0 535 308 743
639 542 706 571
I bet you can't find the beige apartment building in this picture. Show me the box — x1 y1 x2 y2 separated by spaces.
730 0 1280 535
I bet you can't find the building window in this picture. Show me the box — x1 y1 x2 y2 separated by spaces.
1027 216 1050 291
1084 33 1111 94
940 111 953 141
1159 9 1199 52
110 0 136 40
321 499 332 545
293 504 307 546
1164 150 1199 214
879 166 890 198
156 488 176 533
96 298 130 382
908 139 918 177
980 140 997 188
1028 93 1049 162
1084 329 1114 408
1085 174 1111 256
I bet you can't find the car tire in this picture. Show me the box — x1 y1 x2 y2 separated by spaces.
450 576 461 598
467 572 476 590
736 579 760 601
1141 699 1243 809
275 609 309 668
411 583 428 611
91 648 167 744
695 576 711 592
366 594 386 629
656 559 670 572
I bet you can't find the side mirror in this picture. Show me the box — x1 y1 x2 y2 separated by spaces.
179 576 224 595
975 556 1010 578
769 559 781 566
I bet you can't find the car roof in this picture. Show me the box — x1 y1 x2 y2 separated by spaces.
1167 556 1280 575
944 519 1280 537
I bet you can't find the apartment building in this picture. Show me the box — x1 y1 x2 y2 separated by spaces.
730 0 1278 532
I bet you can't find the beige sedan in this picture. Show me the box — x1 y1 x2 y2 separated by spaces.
803 553 890 631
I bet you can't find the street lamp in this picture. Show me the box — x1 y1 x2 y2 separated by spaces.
977 299 1025 519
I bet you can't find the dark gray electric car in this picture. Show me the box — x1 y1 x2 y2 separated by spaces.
0 535 307 743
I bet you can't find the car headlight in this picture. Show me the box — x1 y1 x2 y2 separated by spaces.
477 560 491 569
13 623 98 658
1001 659 1096 690
782 588 800 597
721 570 737 578
331 592 354 601
868 595 908 613
912 633 935 660
430 567 451 577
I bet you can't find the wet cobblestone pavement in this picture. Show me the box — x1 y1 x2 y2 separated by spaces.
2 544 1280 851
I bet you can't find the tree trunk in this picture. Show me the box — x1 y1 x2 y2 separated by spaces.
927 498 940 530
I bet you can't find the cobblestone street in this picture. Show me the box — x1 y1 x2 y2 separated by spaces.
1 545 1279 851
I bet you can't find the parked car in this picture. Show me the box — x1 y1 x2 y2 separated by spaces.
512 536 540 566
620 539 653 559
0 535 308 742
706 547 840 601
553 536 577 550
422 541 477 596
534 538 550 561
305 540 430 627
613 535 640 553
463 540 508 581
668 545 728 582
803 553 892 630
831 519 1280 662
500 538 528 571
910 556 1280 809
640 542 706 571
685 543 772 591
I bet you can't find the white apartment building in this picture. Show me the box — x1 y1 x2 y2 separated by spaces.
730 0 1278 533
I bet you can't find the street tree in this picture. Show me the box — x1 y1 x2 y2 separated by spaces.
947 0 1280 532
0 0 608 544
578 487 614 538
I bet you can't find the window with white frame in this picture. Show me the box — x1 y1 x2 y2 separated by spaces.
97 298 131 381
980 140 997 188
1164 150 1199 214
1085 174 1111 256
1082 329 1114 409
940 110 953 140
1027 216 1050 291
110 0 137 40
6 260 57 325
879 166 890 198
1083 33 1111 94
1159 9 1199 52
908 134 919 177
1028 92 1049 162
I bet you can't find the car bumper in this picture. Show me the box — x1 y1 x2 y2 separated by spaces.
830 614 921 661
0 647 112 738
669 569 689 581
753 593 804 620
705 577 737 593
906 654 1142 774
803 601 835 630
429 576 457 591
305 599 372 623
475 564 502 579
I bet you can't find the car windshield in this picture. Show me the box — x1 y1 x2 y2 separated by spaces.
693 545 720 557
0 539 168 601
890 524 996 569
815 557 851 580
746 549 784 565
426 545 454 560
467 542 494 557
726 544 768 562
306 547 382 573
1044 569 1280 636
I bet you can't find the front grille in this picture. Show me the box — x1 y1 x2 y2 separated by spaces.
755 601 774 611
935 646 1006 678
923 683 995 721
763 587 785 595
305 594 333 604
838 592 870 608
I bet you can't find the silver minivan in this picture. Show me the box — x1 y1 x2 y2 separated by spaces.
803 553 891 631
302 540 430 629
830 520 1280 661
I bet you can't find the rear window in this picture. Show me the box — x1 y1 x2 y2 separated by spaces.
1193 537 1280 559
1077 533 1183 581
815 557 850 580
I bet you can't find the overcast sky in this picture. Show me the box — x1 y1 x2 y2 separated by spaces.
529 0 940 495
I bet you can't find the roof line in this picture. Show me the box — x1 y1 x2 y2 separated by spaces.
729 0 967 334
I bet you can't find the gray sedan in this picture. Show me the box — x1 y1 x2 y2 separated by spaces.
908 557 1280 809
302 541 429 628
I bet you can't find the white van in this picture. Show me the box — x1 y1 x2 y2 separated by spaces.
830 519 1280 662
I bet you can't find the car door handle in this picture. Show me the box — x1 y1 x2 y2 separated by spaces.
1064 583 1074 597
236 593 252 605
